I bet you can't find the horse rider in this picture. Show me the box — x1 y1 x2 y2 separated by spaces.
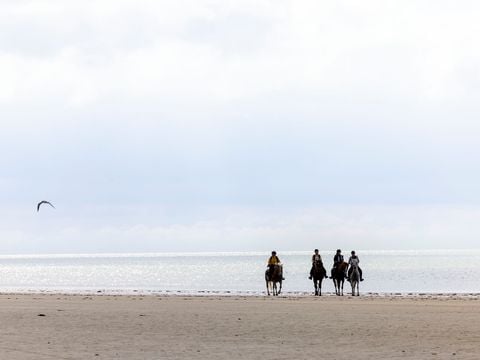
267 251 284 280
330 249 346 279
308 249 328 280
347 250 364 281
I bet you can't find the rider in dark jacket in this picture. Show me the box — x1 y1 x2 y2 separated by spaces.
330 249 345 279
308 249 328 280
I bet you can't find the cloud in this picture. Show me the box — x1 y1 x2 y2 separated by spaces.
0 205 479 253
2 1 480 252
2 0 480 111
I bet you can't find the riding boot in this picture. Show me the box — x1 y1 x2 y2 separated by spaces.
308 266 313 280
359 267 364 281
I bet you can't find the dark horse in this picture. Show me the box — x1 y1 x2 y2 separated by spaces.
332 262 348 296
311 261 327 296
265 265 283 296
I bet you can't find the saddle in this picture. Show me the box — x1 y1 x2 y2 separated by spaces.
332 262 348 278
266 264 283 281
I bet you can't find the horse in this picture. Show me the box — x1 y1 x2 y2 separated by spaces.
311 261 327 296
332 262 348 296
265 264 283 296
349 264 360 296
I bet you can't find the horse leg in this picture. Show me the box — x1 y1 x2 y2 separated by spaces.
266 281 270 296
352 280 359 296
318 278 322 296
357 273 360 296
274 281 280 296
340 279 344 296
278 281 282 295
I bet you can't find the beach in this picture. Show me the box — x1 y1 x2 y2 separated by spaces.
0 294 478 359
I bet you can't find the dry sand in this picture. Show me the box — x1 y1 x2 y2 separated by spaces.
0 293 478 359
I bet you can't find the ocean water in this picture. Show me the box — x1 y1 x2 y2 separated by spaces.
0 250 478 295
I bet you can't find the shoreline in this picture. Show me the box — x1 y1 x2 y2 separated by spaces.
2 289 480 299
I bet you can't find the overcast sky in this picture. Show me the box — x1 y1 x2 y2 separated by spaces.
2 0 480 253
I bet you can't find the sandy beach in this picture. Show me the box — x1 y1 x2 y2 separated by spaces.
0 294 478 359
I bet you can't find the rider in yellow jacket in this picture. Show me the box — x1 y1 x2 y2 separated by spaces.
267 251 281 266
267 251 284 280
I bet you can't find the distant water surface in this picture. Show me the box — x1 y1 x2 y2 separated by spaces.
0 250 477 295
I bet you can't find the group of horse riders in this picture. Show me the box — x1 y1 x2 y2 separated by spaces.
266 249 364 282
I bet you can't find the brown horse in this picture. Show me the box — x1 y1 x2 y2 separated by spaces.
332 262 348 296
265 265 283 296
311 261 327 296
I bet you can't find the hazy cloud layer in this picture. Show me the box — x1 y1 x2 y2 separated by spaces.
1 1 480 253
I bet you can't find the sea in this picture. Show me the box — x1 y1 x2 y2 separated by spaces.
0 249 477 295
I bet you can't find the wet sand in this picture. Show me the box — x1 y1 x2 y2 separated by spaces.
0 294 478 359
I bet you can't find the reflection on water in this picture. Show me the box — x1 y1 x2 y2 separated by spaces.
0 250 478 294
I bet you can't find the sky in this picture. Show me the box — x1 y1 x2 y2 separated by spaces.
1 0 480 253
